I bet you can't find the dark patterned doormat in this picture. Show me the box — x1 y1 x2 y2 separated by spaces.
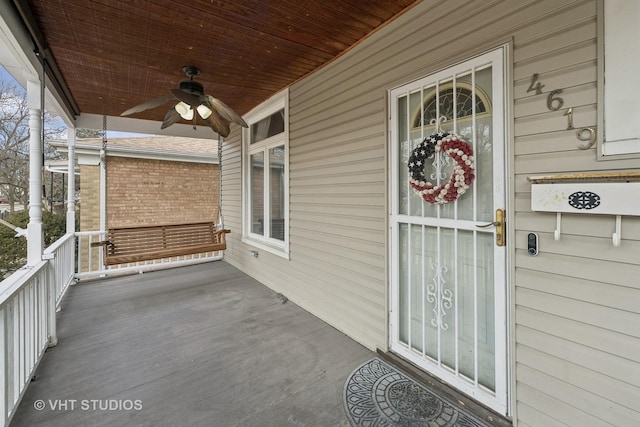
344 358 489 427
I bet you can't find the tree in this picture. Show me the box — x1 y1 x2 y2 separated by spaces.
0 210 69 278
0 211 27 276
0 79 29 213
76 128 103 138
0 76 65 213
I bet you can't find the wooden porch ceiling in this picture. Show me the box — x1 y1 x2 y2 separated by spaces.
12 0 417 125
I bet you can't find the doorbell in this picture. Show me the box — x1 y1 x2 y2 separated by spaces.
527 233 538 256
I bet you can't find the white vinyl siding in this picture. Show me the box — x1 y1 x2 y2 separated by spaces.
222 0 640 425
513 1 640 426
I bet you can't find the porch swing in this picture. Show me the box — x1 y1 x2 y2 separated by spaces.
93 117 230 266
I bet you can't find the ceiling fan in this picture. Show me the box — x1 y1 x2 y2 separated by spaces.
121 66 248 137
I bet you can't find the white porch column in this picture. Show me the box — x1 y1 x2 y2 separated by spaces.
26 79 43 266
66 129 76 233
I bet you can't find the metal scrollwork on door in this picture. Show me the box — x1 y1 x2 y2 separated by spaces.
430 153 451 181
426 263 453 331
428 116 450 181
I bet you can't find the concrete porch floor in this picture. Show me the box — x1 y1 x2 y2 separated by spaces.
11 261 374 426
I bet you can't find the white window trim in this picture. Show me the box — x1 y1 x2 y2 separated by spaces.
598 0 640 159
241 89 289 258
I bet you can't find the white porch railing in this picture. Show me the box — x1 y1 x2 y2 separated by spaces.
75 230 223 279
43 233 76 309
0 230 222 426
0 231 75 427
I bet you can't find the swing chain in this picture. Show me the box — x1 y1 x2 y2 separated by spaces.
101 110 108 165
217 135 223 227
102 109 108 235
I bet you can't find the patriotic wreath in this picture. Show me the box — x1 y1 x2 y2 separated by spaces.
408 131 475 204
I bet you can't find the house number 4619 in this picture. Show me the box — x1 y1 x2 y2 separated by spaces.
527 73 595 150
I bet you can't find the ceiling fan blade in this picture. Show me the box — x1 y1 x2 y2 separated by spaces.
171 88 202 107
204 95 248 128
160 107 182 129
121 95 174 116
202 107 231 137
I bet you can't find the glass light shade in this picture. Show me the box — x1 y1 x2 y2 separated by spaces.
175 102 194 120
197 104 212 119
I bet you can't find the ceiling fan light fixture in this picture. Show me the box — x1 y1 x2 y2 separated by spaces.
183 109 194 120
197 104 212 119
175 101 194 120
122 66 248 136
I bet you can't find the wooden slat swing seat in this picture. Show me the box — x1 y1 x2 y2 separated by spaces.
91 114 230 266
93 222 230 265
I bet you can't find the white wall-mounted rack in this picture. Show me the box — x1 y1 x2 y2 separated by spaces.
529 171 640 247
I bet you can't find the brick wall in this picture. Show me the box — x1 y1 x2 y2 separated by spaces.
79 164 100 231
79 164 100 272
77 158 218 274
106 157 218 227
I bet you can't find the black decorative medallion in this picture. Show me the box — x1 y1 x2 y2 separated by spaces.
344 358 489 427
568 191 601 210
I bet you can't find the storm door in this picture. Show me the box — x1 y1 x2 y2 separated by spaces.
389 47 508 414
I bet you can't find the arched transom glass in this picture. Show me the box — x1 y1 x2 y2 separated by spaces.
413 83 491 128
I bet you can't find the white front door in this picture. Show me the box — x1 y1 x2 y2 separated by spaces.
389 47 508 414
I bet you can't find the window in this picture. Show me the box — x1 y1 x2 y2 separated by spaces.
598 0 640 158
412 83 491 129
242 90 289 257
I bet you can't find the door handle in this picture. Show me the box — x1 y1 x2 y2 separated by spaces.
476 209 506 247
476 221 500 228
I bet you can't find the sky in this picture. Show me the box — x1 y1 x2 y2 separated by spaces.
0 66 19 88
1 66 149 139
